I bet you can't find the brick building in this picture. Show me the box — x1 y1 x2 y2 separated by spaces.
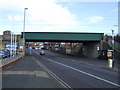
0 35 3 49
0 30 22 50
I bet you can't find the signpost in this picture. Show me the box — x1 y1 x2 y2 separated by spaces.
66 48 71 54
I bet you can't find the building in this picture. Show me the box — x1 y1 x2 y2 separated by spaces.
0 35 3 49
0 30 22 50
2 30 11 49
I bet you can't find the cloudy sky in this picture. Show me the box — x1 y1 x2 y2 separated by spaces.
0 0 118 35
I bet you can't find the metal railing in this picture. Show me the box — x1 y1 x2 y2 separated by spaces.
107 38 120 53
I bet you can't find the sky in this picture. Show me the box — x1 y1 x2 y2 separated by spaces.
0 0 119 35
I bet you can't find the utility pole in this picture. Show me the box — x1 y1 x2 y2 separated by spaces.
23 8 28 56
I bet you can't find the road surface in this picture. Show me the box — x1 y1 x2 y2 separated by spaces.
2 49 119 89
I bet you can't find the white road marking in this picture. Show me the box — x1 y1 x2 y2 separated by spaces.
34 71 49 78
34 50 120 87
2 71 34 75
34 51 72 89
49 70 72 89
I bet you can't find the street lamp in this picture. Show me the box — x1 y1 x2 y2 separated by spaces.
15 34 17 56
23 8 28 56
10 32 13 57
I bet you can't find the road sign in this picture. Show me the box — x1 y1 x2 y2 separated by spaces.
107 50 113 59
66 48 71 54
6 43 18 51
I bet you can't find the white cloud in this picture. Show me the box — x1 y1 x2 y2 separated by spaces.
27 1 78 25
88 16 104 23
8 15 22 21
0 0 79 33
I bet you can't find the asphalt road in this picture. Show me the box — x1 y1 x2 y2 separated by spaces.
32 49 119 88
2 49 119 89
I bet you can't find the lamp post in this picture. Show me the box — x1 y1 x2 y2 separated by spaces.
15 35 17 56
23 8 28 56
10 32 13 57
13 32 14 57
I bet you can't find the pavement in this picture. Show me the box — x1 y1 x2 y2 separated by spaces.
73 57 119 72
50 50 120 72
2 50 65 88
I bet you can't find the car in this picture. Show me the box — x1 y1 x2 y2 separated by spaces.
0 50 5 59
40 50 45 55
40 45 44 49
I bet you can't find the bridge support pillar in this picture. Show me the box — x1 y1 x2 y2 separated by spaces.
83 42 100 58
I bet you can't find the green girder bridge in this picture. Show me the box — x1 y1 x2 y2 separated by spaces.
21 32 104 42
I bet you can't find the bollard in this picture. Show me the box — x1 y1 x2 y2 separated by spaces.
107 50 114 69
108 59 113 68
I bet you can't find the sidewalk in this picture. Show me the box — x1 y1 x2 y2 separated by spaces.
2 50 65 88
0 54 23 71
50 50 119 72
73 57 119 72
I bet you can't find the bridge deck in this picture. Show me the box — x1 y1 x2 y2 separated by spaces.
21 32 104 42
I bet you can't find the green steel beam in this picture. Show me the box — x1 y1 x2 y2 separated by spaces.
21 32 104 41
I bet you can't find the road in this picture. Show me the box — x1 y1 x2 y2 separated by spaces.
2 49 119 88
32 49 119 88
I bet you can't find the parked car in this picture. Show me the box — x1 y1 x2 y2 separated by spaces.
40 50 45 55
2 49 10 58
0 50 5 59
